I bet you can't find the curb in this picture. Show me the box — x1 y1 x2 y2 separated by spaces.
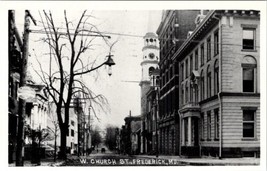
134 155 260 166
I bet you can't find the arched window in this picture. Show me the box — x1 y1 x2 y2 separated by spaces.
149 67 155 76
207 65 211 98
214 60 219 94
242 56 257 92
200 70 204 100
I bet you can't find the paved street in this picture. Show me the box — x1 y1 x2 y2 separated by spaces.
62 146 184 166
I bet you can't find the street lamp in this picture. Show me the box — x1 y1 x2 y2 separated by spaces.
105 53 115 76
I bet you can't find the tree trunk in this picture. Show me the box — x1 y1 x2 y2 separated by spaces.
54 132 57 162
16 99 26 166
59 124 67 160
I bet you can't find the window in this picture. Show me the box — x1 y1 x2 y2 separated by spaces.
243 68 254 92
214 31 219 56
181 86 184 105
184 118 188 143
71 120 75 126
243 110 255 138
195 84 199 103
207 65 211 98
214 60 219 94
201 44 204 66
201 113 204 140
214 109 219 140
242 56 257 92
185 83 188 103
185 59 188 78
207 37 211 61
190 55 193 74
166 70 169 82
195 50 198 70
9 77 13 97
200 70 205 100
71 129 74 137
175 62 179 75
207 111 211 140
190 83 193 102
149 67 155 76
181 63 184 81
242 28 255 50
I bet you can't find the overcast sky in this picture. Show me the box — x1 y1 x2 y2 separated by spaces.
9 1 265 133
14 10 162 130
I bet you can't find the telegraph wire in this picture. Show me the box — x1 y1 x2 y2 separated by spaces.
29 28 260 49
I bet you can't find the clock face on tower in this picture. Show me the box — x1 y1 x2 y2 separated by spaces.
149 53 155 59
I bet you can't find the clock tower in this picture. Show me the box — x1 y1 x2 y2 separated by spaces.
140 32 159 153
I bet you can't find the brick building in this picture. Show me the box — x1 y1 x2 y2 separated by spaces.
175 10 260 158
121 112 141 155
156 10 200 155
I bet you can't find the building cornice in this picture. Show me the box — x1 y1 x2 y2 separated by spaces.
172 10 260 62
140 60 159 66
142 45 159 51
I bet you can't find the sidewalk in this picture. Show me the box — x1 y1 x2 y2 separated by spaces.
8 158 65 167
134 155 260 166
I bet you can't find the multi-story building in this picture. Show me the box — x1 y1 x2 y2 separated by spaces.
66 107 78 154
146 68 160 154
156 10 200 155
120 112 141 155
9 10 51 162
130 119 141 155
8 10 23 163
139 31 160 154
176 10 260 158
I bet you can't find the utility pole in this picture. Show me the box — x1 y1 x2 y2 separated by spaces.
16 10 36 166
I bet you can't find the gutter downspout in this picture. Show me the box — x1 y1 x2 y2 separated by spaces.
178 109 182 156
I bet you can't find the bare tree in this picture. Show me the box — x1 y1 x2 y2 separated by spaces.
33 10 115 159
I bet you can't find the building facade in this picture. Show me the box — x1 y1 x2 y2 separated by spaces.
140 32 160 154
120 113 141 155
156 10 200 155
175 10 260 158
146 69 160 154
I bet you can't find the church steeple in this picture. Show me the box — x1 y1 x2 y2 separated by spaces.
140 32 159 83
139 11 160 154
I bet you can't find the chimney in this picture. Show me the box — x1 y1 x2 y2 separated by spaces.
129 110 131 117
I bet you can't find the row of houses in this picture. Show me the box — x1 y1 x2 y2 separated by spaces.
138 10 260 158
8 10 92 163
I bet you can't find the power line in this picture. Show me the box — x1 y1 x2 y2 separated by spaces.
29 29 260 48
30 30 111 38
121 80 140 83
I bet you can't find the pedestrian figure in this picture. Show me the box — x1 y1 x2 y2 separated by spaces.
97 149 98 153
